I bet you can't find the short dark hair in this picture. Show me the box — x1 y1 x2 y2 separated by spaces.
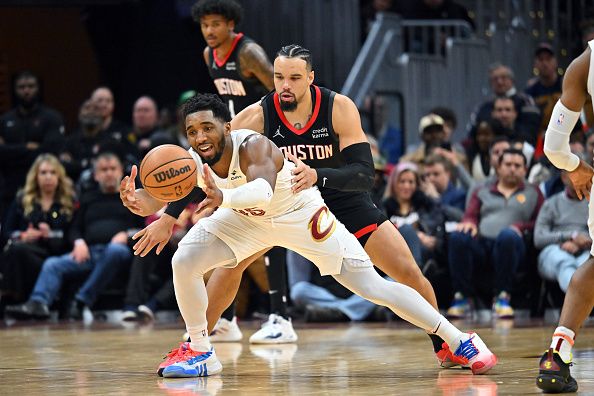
277 44 313 71
191 0 243 24
489 135 510 152
14 70 38 87
181 93 231 123
498 147 527 166
424 153 453 174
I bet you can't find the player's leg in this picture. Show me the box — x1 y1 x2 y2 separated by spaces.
250 247 298 344
205 249 270 334
364 221 438 309
537 256 594 393
159 224 238 378
332 258 497 374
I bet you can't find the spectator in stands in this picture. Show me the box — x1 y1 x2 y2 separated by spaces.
127 96 169 158
535 171 590 293
90 87 130 141
447 148 544 319
121 204 197 322
469 63 541 147
383 162 450 270
463 119 502 182
422 153 466 212
525 43 563 159
491 96 535 166
0 154 74 306
401 113 466 167
5 152 142 321
0 71 65 221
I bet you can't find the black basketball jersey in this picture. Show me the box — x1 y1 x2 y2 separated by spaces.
207 33 268 116
261 85 371 207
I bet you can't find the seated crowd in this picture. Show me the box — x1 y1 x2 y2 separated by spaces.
0 43 588 324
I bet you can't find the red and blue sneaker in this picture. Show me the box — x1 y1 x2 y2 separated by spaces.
157 342 193 377
451 332 497 374
162 346 223 378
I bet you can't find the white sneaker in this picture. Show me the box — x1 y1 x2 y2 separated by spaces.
209 316 243 342
249 314 298 344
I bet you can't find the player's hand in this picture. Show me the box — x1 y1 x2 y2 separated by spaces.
120 165 142 213
132 214 176 257
196 164 223 214
456 221 478 237
568 160 594 200
286 152 317 193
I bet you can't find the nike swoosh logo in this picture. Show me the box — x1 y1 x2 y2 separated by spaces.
322 177 327 187
265 333 283 339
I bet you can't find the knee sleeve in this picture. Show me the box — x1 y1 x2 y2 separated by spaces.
171 224 237 278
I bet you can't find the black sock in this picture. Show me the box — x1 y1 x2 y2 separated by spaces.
221 302 235 321
266 247 288 319
428 334 446 353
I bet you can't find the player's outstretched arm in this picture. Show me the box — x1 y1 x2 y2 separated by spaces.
543 47 594 199
301 94 375 192
239 42 274 90
119 165 166 217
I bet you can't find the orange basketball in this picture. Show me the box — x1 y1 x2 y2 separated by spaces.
139 144 197 202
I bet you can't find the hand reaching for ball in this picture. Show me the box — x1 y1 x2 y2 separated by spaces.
120 165 167 217
196 164 223 214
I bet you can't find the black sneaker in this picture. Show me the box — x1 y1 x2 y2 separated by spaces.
536 348 578 393
5 300 50 320
68 299 89 321
304 305 349 322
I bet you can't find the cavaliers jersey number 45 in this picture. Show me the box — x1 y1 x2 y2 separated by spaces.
261 85 372 207
207 33 269 117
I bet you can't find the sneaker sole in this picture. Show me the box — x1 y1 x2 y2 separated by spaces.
210 335 243 342
536 372 578 393
471 353 497 374
162 362 223 378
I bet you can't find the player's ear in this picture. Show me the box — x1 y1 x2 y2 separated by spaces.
228 20 235 32
224 122 232 134
308 70 315 85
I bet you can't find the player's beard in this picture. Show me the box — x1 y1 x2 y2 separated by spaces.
279 98 298 112
201 137 226 167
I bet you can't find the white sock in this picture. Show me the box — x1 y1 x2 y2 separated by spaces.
550 326 575 363
432 316 469 350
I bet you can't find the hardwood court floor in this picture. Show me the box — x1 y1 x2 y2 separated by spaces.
1 318 594 395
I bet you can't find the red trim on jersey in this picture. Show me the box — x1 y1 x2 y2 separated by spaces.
273 85 322 135
354 224 378 239
213 32 244 68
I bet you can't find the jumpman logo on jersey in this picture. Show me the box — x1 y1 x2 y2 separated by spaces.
273 126 285 139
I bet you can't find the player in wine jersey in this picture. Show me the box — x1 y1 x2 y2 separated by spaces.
535 41 594 393
120 93 496 377
193 0 296 343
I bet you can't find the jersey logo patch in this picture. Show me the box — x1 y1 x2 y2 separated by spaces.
273 126 285 139
309 206 336 242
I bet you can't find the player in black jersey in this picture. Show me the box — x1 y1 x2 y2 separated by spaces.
193 0 273 117
192 0 296 344
199 44 475 368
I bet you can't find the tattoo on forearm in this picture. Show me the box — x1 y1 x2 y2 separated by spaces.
239 44 274 89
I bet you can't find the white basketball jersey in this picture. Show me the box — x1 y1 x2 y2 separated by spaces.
188 129 321 218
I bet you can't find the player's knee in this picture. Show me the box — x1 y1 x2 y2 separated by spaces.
171 245 201 277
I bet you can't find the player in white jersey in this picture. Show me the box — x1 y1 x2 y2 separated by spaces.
120 93 496 378
537 41 594 393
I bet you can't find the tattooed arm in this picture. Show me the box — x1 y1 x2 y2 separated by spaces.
238 42 274 90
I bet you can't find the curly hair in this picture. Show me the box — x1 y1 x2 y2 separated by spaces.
181 92 231 123
21 154 74 218
191 0 243 24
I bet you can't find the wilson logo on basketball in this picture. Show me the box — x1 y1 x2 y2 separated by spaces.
152 165 193 183
309 206 336 242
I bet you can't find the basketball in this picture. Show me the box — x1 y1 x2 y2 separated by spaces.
139 144 197 202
